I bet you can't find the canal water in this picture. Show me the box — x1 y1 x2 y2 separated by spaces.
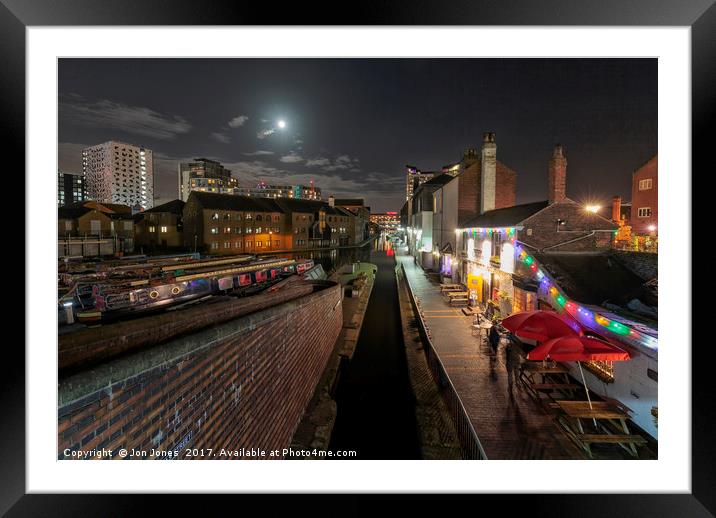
328 237 421 459
278 243 372 275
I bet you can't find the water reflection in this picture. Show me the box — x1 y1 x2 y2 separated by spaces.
275 242 373 274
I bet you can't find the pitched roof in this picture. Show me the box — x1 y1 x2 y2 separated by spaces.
422 173 454 187
461 200 549 228
188 191 283 212
58 205 91 219
333 198 364 206
274 197 329 214
145 199 185 215
534 252 657 310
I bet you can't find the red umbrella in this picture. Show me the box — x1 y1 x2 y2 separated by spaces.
527 335 631 362
501 310 582 342
528 335 631 415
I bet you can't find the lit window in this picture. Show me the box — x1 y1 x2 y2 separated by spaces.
211 242 219 250
149 226 156 233
211 227 219 234
161 226 168 233
638 178 653 191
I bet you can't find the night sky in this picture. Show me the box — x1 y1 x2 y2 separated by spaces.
58 59 657 212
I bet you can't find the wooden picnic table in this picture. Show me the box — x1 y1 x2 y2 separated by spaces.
555 400 646 458
519 361 583 402
445 290 469 298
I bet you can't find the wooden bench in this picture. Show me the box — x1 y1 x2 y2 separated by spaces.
577 433 648 458
532 383 582 392
579 434 647 445
449 297 469 307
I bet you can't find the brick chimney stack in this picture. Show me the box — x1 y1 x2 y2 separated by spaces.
611 196 622 222
548 144 567 204
328 195 335 207
480 132 497 213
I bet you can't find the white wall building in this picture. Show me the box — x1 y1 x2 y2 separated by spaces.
83 141 154 210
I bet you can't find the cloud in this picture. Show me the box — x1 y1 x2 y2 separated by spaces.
257 129 275 139
59 95 191 140
305 157 331 167
279 153 304 164
304 153 361 172
228 115 249 128
210 132 230 144
243 150 274 156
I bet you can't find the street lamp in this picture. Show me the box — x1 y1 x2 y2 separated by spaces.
268 230 272 252
585 205 601 213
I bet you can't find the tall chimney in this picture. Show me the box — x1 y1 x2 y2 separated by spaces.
480 132 497 213
611 196 622 222
548 144 567 204
328 195 335 207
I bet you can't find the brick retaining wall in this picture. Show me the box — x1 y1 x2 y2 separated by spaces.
58 282 342 459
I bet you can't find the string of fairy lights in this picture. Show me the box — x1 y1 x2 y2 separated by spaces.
514 243 658 351
457 226 658 351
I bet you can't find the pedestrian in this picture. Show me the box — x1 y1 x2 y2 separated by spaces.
488 323 500 355
505 341 520 397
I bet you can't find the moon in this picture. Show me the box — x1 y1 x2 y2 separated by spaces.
277 120 286 129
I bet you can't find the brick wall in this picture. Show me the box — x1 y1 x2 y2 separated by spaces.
495 162 517 209
58 282 342 459
630 155 658 235
519 201 617 252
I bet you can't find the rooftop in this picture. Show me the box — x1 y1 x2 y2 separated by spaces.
333 198 365 207
461 200 549 228
534 251 657 311
144 199 185 215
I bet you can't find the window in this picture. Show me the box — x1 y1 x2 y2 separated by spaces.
64 221 72 231
637 207 652 218
224 242 231 249
235 227 242 234
255 227 262 234
161 226 168 233
245 228 253 234
274 240 280 247
224 213 231 220
224 227 231 234
211 242 219 250
211 213 219 220
235 240 242 248
256 215 263 221
245 213 252 220
256 241 263 248
638 178 653 190
210 227 219 234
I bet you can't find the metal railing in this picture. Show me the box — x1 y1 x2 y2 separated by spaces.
399 262 488 460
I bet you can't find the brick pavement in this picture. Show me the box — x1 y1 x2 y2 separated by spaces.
398 249 583 460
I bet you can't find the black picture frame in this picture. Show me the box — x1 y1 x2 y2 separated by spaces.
4 0 710 514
